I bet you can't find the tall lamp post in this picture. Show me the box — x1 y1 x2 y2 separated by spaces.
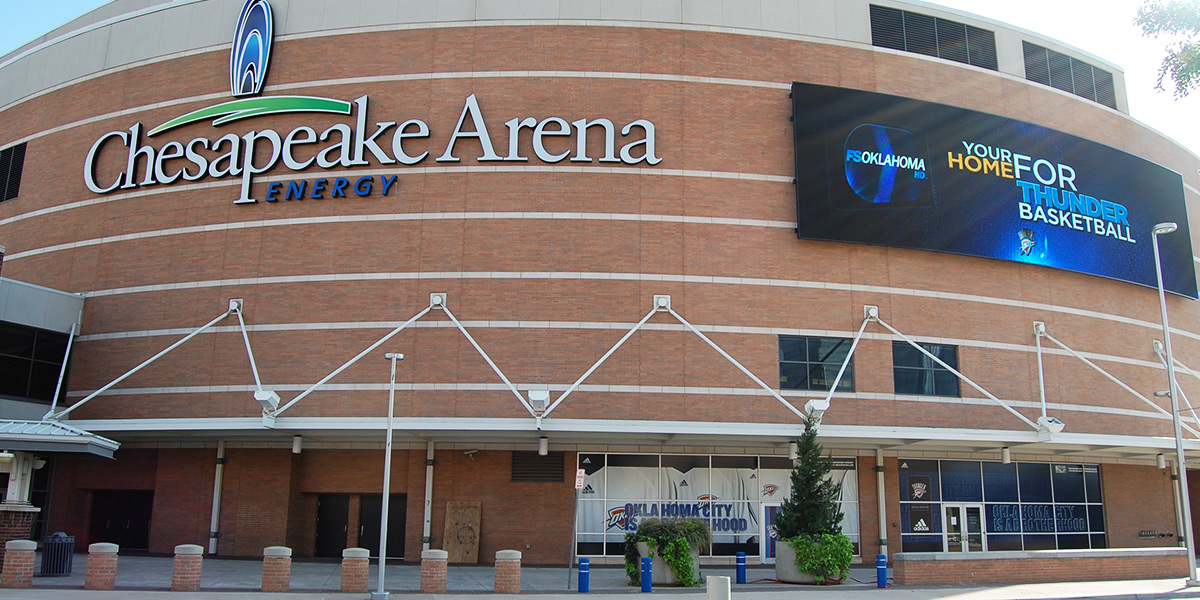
1152 221 1197 584
373 352 404 600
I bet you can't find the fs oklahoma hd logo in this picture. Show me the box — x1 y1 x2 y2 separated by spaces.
83 0 661 206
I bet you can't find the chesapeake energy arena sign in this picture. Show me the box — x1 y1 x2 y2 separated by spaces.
82 0 660 206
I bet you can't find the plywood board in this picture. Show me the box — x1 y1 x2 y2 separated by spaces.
443 501 481 563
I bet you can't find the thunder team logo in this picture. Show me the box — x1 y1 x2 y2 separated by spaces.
843 123 932 207
230 0 273 97
910 482 928 499
1018 228 1036 256
761 484 779 497
606 507 632 530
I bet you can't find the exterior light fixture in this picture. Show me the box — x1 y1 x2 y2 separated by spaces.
1151 221 1197 585
1159 453 1168 470
292 435 302 454
1001 447 1011 464
375 352 404 600
538 436 549 456
788 441 798 461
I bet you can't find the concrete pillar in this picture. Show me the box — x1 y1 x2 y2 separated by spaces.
494 549 522 594
85 543 120 590
420 548 448 593
706 575 731 600
340 547 370 593
172 544 204 591
261 546 292 593
0 540 35 588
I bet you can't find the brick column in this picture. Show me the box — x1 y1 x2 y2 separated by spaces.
493 549 522 594
0 507 37 567
85 543 120 590
420 549 448 593
0 540 35 588
172 544 204 592
261 546 292 592
340 547 369 593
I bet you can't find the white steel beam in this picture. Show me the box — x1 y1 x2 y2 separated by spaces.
875 316 1039 430
1040 330 1200 438
438 303 536 417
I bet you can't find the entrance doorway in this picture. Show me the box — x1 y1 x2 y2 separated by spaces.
314 494 350 558
359 494 406 559
942 504 985 552
89 490 153 550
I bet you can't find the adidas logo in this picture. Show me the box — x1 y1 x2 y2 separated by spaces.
581 484 595 494
913 518 929 532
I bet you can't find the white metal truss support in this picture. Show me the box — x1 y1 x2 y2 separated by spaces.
49 301 240 421
1154 341 1200 430
820 309 874 411
874 315 1039 430
271 304 433 417
1034 322 1049 420
1038 329 1200 438
437 302 537 418
43 309 81 420
666 306 807 420
540 304 661 418
235 305 264 392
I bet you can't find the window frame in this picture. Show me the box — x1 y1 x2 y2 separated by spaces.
892 340 960 397
778 335 855 392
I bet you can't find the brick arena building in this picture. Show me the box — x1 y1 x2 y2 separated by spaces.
0 0 1198 580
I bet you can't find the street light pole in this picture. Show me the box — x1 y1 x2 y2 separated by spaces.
1152 222 1197 584
373 352 404 600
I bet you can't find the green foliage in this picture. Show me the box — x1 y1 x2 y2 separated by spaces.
786 533 855 584
622 518 713 587
1137 0 1200 97
774 413 844 539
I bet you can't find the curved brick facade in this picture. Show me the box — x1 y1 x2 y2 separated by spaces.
1 0 1197 571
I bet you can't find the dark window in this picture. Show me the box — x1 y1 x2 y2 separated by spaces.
0 143 26 202
779 336 853 391
869 5 998 71
511 451 564 482
892 342 958 396
1022 42 1118 109
0 322 70 403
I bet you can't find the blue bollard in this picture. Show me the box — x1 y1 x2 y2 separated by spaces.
736 552 746 584
641 556 652 593
578 557 590 593
876 554 888 588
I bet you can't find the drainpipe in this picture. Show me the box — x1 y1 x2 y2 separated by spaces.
876 449 888 557
208 441 226 554
423 441 434 551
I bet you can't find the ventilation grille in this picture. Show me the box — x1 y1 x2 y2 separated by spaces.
1023 42 1117 109
512 451 565 482
870 5 997 71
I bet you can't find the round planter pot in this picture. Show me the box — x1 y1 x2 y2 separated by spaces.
636 541 700 586
773 540 818 584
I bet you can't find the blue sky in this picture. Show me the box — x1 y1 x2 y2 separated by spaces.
4 1 1199 157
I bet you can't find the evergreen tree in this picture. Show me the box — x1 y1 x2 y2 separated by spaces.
774 414 844 539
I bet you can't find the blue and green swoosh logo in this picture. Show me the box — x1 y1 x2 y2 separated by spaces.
148 95 352 136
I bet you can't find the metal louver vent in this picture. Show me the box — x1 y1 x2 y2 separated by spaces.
512 451 565 482
1 143 26 202
869 5 998 71
1022 42 1117 109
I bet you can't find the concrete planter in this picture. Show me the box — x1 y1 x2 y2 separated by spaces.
773 540 818 584
636 541 700 586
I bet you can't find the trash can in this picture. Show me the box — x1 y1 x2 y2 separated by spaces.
40 532 74 576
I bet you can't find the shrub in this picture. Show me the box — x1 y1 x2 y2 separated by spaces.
623 517 712 587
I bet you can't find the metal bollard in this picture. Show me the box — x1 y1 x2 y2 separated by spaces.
641 556 652 593
735 552 746 584
578 557 589 593
876 554 888 588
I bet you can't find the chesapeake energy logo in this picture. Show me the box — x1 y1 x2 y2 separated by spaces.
81 0 660 205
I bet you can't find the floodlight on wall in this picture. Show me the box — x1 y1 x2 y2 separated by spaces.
292 435 302 454
0 451 13 462
255 390 281 411
528 390 550 414
804 399 829 420
1001 447 1011 464
788 441 798 461
1036 415 1065 434
32 458 46 470
538 436 549 456
1158 453 1168 469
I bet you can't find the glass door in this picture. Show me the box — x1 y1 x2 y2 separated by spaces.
942 504 986 553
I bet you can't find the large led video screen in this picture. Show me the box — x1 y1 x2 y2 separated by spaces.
792 82 1198 298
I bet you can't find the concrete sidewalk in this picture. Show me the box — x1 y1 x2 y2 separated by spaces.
5 553 1200 599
